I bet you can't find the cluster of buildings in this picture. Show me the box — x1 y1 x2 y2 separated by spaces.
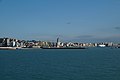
0 37 120 48
0 38 25 47
55 38 120 48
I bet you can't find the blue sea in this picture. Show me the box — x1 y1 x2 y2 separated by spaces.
0 48 120 80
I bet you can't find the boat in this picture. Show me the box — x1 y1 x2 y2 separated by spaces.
98 44 106 47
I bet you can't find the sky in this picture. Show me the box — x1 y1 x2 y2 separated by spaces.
0 0 120 42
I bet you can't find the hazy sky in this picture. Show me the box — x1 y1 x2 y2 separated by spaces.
0 0 120 42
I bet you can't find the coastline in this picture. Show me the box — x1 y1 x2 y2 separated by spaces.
0 47 20 50
0 46 119 50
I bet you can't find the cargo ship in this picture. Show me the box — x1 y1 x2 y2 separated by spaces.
41 47 86 49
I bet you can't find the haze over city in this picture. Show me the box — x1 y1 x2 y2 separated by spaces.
0 0 120 42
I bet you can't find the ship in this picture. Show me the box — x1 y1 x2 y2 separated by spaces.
41 47 86 49
98 44 106 47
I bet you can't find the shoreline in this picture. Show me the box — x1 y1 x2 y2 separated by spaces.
0 47 16 50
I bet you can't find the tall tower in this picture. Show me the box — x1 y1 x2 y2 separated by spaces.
56 38 60 48
57 38 59 43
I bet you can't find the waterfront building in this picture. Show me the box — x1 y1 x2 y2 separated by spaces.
107 42 113 47
0 38 26 47
0 38 10 47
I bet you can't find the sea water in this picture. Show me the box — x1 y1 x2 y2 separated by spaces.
0 48 120 80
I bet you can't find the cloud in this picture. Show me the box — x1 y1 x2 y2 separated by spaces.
66 35 96 43
75 35 94 39
20 33 120 43
92 35 120 42
66 22 71 24
69 34 120 43
114 26 120 30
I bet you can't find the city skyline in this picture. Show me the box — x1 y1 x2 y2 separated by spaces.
0 0 120 42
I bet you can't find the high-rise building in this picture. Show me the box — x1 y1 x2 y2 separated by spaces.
56 38 60 48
